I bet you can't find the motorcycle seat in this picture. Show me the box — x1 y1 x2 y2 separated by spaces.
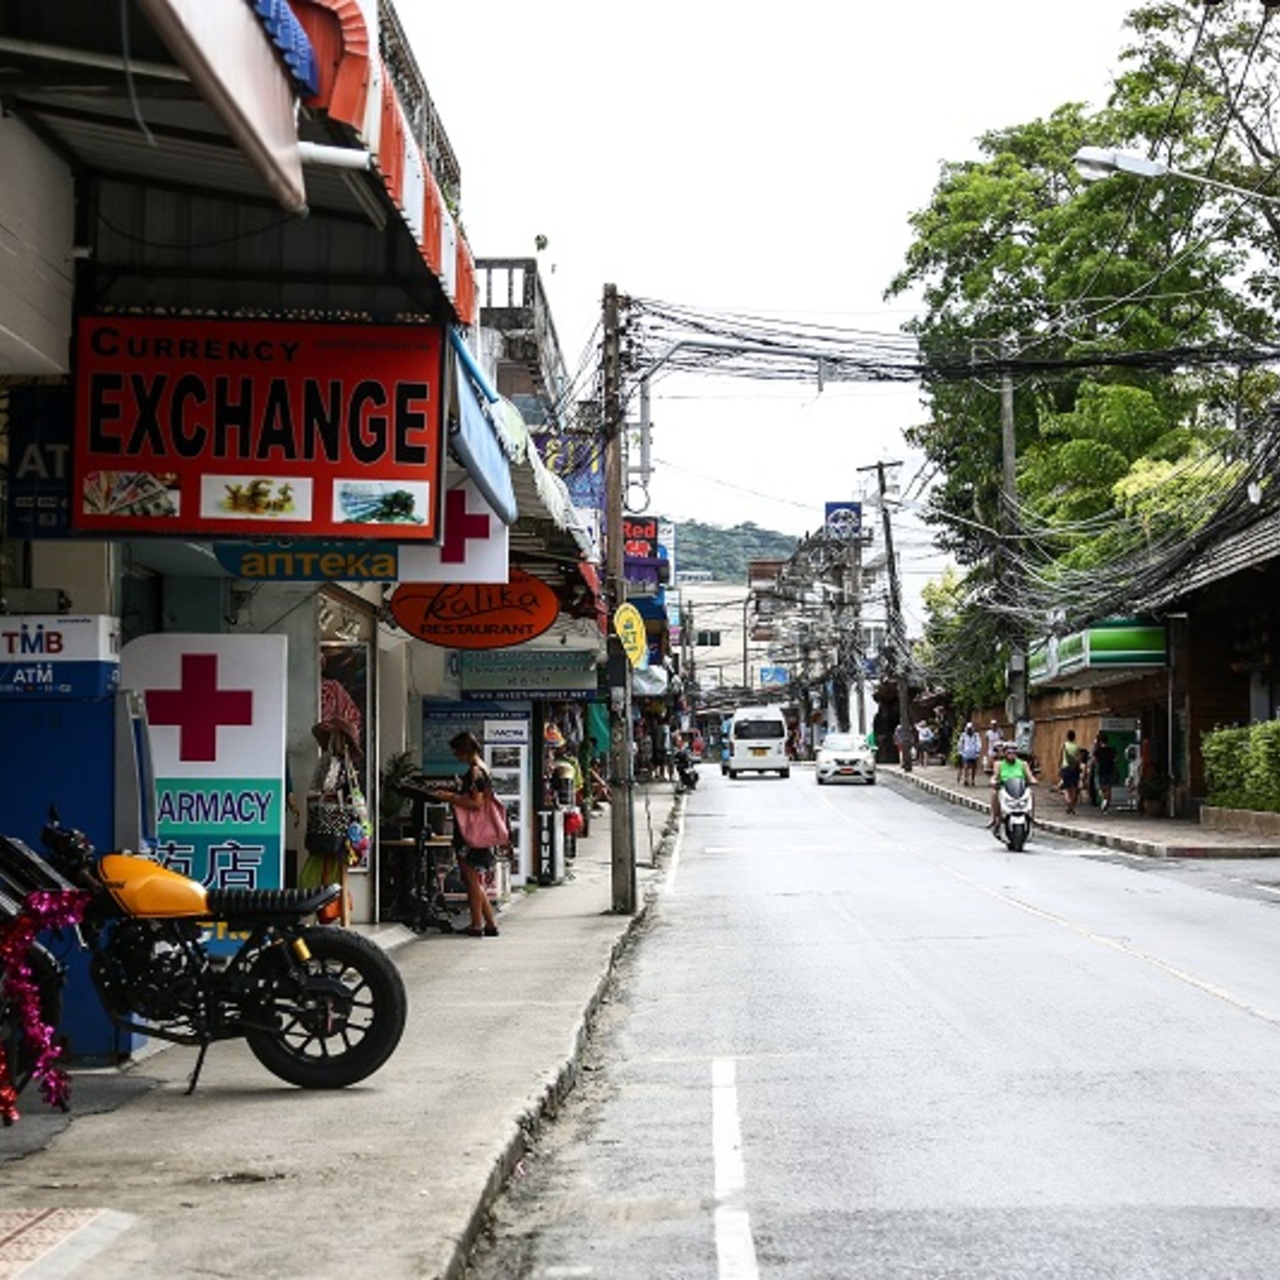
205 884 340 920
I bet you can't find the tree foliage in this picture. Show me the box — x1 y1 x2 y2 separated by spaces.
913 566 1006 714
889 0 1280 700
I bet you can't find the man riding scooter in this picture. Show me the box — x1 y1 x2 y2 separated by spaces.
989 740 1038 838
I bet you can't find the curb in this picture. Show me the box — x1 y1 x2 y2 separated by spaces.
882 768 1280 860
438 793 680 1280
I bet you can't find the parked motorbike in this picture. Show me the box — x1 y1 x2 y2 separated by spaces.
995 776 1034 851
674 746 699 793
1 815 407 1102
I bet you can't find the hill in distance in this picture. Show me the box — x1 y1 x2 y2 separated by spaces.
672 519 798 583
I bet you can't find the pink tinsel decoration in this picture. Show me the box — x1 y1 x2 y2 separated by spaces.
0 889 89 1124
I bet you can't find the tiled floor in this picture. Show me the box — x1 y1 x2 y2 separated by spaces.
0 1208 132 1278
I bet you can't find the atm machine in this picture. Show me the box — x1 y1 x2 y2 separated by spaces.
0 614 156 1061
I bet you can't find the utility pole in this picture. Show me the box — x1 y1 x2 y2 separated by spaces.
602 284 635 913
865 461 913 772
1001 362 1027 727
839 512 866 735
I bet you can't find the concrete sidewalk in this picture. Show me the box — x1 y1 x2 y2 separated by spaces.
0 783 684 1280
882 763 1280 859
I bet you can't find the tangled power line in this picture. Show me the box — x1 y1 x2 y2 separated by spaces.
627 297 1280 388
598 296 1280 644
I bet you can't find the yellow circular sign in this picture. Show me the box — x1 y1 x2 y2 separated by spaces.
613 603 646 668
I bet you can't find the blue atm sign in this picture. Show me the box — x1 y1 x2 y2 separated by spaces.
0 615 120 698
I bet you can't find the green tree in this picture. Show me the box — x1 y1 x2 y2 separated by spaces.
914 567 1006 715
888 0 1280 700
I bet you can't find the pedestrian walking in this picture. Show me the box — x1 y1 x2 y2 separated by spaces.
958 722 982 786
983 720 1002 775
1093 732 1118 813
1060 729 1082 814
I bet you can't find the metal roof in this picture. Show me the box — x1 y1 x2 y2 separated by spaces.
1143 511 1280 610
0 10 451 319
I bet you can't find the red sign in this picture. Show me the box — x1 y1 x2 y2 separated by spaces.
622 516 658 558
390 570 560 650
72 317 444 540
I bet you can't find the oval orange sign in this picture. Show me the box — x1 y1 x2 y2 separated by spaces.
390 570 560 649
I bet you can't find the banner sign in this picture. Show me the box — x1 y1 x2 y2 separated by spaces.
461 648 598 700
72 317 445 541
121 634 287 910
622 516 658 558
0 614 119 698
3 385 74 538
614 603 646 668
213 541 400 581
825 501 862 537
389 570 560 649
397 477 510 583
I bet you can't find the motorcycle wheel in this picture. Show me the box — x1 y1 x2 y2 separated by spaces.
0 942 62 1098
245 928 407 1089
1008 825 1027 852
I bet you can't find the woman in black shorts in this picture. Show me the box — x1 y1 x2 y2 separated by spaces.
430 731 500 937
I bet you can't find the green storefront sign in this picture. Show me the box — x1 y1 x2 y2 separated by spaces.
1030 618 1166 688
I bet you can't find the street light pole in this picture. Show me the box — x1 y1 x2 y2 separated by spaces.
1074 146 1280 207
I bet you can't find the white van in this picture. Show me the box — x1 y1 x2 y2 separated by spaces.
724 705 790 779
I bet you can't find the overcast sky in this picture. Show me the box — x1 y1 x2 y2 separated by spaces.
404 1 1134 598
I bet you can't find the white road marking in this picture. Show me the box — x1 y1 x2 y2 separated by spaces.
712 1057 758 1280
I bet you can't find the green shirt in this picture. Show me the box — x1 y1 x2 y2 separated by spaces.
996 758 1029 785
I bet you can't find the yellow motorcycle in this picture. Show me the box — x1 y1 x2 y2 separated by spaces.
1 817 406 1103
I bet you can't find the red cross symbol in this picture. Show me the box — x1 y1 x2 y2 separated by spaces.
440 487 491 563
146 653 253 762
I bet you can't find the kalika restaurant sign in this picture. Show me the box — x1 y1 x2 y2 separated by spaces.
390 570 560 649
72 317 445 540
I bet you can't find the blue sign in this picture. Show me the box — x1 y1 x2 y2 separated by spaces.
6 385 73 538
759 665 789 686
824 501 862 538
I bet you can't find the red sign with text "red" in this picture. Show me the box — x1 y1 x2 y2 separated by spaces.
72 317 445 541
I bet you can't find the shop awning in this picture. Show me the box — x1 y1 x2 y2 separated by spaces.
135 0 308 212
452 355 518 526
250 0 320 94
1030 618 1167 690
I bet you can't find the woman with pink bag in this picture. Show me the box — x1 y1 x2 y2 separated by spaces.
429 732 502 938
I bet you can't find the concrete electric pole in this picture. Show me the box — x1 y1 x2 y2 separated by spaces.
602 284 635 913
1001 364 1027 725
871 461 913 772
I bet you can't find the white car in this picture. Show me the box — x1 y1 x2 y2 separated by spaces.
815 733 876 785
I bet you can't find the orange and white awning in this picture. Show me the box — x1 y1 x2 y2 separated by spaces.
289 0 477 323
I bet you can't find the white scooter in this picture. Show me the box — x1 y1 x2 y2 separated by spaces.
995 775 1034 851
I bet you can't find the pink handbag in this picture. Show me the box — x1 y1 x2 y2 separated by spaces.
454 791 510 849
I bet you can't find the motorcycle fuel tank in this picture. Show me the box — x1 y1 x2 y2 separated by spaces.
99 853 209 918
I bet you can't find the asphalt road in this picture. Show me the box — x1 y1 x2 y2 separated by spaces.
466 766 1280 1279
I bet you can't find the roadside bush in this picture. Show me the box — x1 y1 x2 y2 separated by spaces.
1202 723 1280 812
1244 720 1280 813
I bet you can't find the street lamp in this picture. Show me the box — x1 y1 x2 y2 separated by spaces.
1073 145 1280 207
